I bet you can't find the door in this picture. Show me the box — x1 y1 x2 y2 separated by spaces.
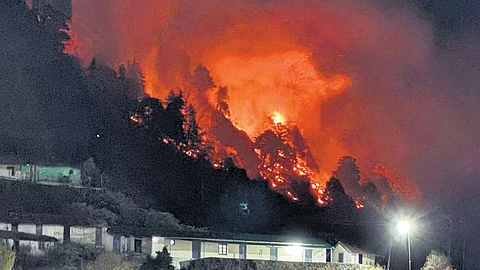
304 249 313 262
192 241 201 259
270 247 278 261
326 248 332 262
113 235 121 254
239 244 247 259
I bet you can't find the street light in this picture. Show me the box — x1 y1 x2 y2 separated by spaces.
397 220 412 270
387 219 413 270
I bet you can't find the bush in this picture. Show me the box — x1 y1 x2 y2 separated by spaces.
87 252 133 270
140 247 174 270
0 245 15 270
421 250 453 270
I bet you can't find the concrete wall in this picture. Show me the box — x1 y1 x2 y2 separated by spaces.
180 258 383 270
165 239 194 269
102 228 114 251
0 165 24 179
70 226 96 245
0 222 13 249
157 239 330 269
333 244 376 266
333 243 356 264
42 225 64 244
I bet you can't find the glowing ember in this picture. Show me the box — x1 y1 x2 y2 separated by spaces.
272 111 284 125
355 201 365 209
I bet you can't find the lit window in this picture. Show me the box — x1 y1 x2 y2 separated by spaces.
218 244 228 255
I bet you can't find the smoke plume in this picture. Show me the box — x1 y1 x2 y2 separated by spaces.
71 0 480 204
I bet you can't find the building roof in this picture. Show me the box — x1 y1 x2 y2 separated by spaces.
336 241 375 255
110 226 332 248
0 230 58 242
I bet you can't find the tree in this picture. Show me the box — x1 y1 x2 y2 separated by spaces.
164 91 187 144
35 2 72 53
217 86 230 116
191 65 215 92
421 250 453 270
87 252 133 270
140 247 174 270
186 105 202 153
0 245 15 270
334 156 362 198
126 60 146 99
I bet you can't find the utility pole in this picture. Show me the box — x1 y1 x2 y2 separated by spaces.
387 237 392 270
461 220 466 270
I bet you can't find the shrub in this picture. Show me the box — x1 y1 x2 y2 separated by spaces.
140 247 174 270
0 245 15 270
87 252 133 270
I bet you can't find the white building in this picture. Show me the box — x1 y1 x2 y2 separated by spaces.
0 222 378 269
332 241 377 265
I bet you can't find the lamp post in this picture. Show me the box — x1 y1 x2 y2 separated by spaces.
397 220 412 270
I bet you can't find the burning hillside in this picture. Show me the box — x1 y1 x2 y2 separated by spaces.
70 0 424 207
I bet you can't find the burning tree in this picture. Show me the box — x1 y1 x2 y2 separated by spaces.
254 120 317 203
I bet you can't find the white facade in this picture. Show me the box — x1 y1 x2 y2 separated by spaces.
0 165 24 180
145 237 331 269
42 225 64 244
333 242 376 266
0 222 375 269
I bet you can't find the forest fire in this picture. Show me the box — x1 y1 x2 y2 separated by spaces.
71 0 423 208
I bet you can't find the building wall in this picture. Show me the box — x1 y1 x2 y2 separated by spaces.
333 244 356 264
102 228 114 251
70 226 96 245
181 258 380 270
0 165 23 180
0 222 13 249
332 244 376 265
151 236 166 256
363 254 376 265
42 225 64 244
165 239 194 269
155 239 330 269
17 224 42 255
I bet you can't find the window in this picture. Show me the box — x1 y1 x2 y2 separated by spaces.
192 241 201 259
239 244 247 259
134 239 142 253
338 252 344 263
270 247 278 261
359 254 363 264
304 249 313 262
6 166 14 176
326 249 332 262
218 244 228 255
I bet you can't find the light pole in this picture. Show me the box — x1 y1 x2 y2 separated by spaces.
397 220 412 270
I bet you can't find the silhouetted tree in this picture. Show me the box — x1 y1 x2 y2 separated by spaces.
126 60 146 99
191 65 215 92
140 247 174 270
334 156 362 198
217 86 230 116
164 91 186 144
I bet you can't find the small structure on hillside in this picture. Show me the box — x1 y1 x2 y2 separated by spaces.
0 162 81 186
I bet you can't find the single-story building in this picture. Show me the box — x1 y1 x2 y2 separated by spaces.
0 222 377 269
106 231 334 269
333 241 377 265
0 229 58 256
0 163 81 185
